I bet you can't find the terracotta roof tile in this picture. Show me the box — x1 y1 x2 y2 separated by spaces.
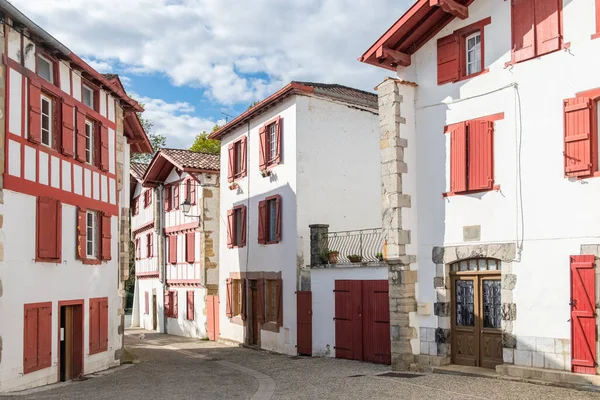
130 162 149 181
294 81 378 108
161 149 220 171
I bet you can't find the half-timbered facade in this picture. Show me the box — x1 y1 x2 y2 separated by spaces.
0 3 151 393
360 0 600 379
130 149 220 340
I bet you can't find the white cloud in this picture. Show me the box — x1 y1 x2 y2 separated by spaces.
83 58 113 73
12 0 411 105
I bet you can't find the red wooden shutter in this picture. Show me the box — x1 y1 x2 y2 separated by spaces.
190 179 196 204
227 209 234 248
259 126 267 170
101 213 111 261
257 279 265 324
165 187 172 211
38 305 52 368
75 109 87 162
534 0 561 56
275 117 282 164
173 291 179 318
28 78 42 144
241 281 247 321
258 201 267 244
596 0 600 36
37 197 60 260
186 232 195 263
173 184 180 210
164 290 171 318
187 291 194 321
450 122 467 193
276 278 283 327
89 299 99 353
169 235 177 264
240 136 248 178
563 97 593 177
241 205 247 247
512 0 536 62
61 99 75 157
226 279 233 318
145 292 149 315
570 255 597 375
100 124 109 171
227 143 235 182
24 307 39 373
467 120 494 191
437 34 459 85
77 208 87 260
99 300 108 352
275 195 282 243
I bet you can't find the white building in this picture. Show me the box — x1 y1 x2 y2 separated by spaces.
209 82 382 357
130 149 220 340
360 0 600 378
0 2 151 392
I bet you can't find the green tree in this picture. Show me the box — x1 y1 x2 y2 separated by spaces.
189 124 221 154
130 99 167 163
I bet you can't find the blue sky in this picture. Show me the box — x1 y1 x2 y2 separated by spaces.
12 0 411 149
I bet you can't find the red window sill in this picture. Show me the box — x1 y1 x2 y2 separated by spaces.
261 240 281 245
443 185 501 198
35 257 62 264
83 259 103 265
457 68 490 83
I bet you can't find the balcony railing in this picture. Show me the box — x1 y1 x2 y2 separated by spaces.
309 225 384 266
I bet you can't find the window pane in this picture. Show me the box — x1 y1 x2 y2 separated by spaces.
268 199 277 242
455 280 474 327
83 87 94 108
38 57 52 83
466 32 481 75
235 209 243 245
235 142 242 174
482 280 501 328
269 124 277 161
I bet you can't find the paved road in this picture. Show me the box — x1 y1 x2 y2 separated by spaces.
5 330 600 400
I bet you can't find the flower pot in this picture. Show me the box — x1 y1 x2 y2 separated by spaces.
348 256 363 263
328 253 338 264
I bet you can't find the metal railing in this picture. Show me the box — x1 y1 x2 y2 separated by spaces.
319 228 384 265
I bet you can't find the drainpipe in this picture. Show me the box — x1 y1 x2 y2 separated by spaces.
155 185 167 334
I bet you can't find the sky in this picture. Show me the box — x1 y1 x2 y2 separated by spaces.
11 0 411 149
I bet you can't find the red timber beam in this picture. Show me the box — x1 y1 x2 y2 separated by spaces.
429 0 468 20
376 45 412 67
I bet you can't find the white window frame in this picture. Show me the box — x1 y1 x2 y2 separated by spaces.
268 123 277 162
37 55 53 83
83 85 94 109
465 31 482 76
86 210 98 259
40 94 52 148
85 120 94 164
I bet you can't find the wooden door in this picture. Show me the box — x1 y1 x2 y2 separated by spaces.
479 277 503 368
207 295 220 341
59 305 83 382
570 255 597 375
452 276 478 366
152 295 157 331
362 280 391 365
63 306 73 381
334 280 362 361
296 291 312 356
250 281 259 346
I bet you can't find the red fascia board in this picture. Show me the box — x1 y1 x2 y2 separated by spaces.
142 153 171 187
125 112 153 154
209 82 315 140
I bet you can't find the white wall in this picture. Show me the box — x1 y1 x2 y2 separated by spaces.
135 278 164 332
165 288 207 339
310 267 388 357
395 0 600 342
131 183 154 231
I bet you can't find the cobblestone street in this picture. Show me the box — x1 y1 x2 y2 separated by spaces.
4 330 600 400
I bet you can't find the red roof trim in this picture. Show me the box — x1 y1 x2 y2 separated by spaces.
125 112 152 154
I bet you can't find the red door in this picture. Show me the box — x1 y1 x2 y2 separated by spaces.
570 255 597 375
362 280 391 365
206 295 220 341
334 280 363 361
297 291 312 356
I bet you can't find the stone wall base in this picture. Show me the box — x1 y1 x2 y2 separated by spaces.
497 364 600 386
413 355 451 369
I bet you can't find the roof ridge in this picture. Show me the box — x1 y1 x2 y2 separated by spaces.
292 81 377 97
162 148 220 157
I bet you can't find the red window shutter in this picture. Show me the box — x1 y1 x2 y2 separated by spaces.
241 205 247 247
450 122 468 193
259 126 267 170
227 209 234 248
564 97 593 177
467 120 494 191
240 136 248 178
276 278 283 327
597 0 600 36
165 188 172 211
100 124 109 171
99 300 108 351
75 109 87 162
89 299 99 354
164 290 171 318
187 291 194 321
225 279 233 318
174 184 180 210
570 254 597 374
173 291 179 318
275 117 282 164
145 292 149 315
101 213 111 261
275 195 282 243
77 208 87 260
61 99 75 157
534 0 561 56
169 235 177 264
37 305 52 368
37 197 60 260
28 78 42 144
437 34 459 85
227 143 235 182
24 308 39 373
512 0 536 62
189 179 196 204
257 279 265 324
186 232 195 263
258 201 267 244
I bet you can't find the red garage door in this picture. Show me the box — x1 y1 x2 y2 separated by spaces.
334 280 390 365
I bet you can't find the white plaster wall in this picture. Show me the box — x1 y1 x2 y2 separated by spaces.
72 73 82 103
8 68 22 137
134 229 158 274
0 193 120 392
395 0 600 343
165 288 207 339
59 62 71 95
310 267 388 357
164 170 205 229
131 183 154 231
135 278 164 332
7 26 20 63
23 36 35 72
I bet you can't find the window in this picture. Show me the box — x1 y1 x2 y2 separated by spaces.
169 235 177 264
86 211 99 259
146 233 153 258
143 190 152 208
186 232 195 263
227 137 247 182
165 186 172 211
89 298 109 355
85 120 94 164
83 85 95 109
227 206 246 248
258 195 281 244
259 117 282 170
185 179 195 204
164 290 178 319
265 280 278 322
36 197 62 262
135 238 141 260
186 291 195 321
445 115 500 196
23 302 52 374
511 0 561 64
466 32 481 76
132 196 140 216
40 95 52 147
227 279 244 317
37 55 53 83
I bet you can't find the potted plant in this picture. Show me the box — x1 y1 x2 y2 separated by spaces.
260 169 272 177
228 182 239 190
376 252 384 262
348 254 363 263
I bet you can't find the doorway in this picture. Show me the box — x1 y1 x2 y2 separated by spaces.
58 302 84 381
152 294 157 331
451 260 502 369
249 280 259 346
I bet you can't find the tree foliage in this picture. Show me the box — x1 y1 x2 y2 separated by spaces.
189 124 221 154
130 99 166 163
